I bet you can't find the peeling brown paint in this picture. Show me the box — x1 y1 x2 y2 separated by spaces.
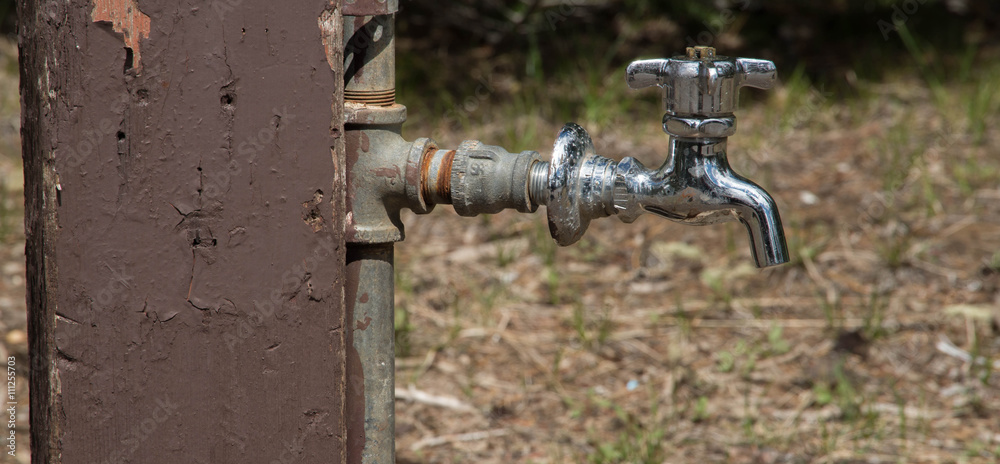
318 4 342 72
91 0 152 71
355 316 372 331
27 0 349 461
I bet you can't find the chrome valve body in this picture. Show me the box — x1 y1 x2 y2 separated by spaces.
530 47 790 268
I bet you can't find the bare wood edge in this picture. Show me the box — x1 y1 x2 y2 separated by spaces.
20 1 63 462
320 2 348 462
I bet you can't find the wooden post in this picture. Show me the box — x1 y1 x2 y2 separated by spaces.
20 1 348 462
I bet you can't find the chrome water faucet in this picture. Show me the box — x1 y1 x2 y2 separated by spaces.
528 46 789 268
342 7 792 459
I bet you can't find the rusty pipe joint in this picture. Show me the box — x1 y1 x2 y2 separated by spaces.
411 140 541 217
346 124 541 243
448 141 540 216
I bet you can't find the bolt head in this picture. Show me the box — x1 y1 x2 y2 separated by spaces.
686 46 717 59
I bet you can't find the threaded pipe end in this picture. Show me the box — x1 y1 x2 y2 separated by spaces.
528 161 549 207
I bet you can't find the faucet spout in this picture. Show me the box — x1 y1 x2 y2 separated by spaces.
614 138 789 268
719 174 789 268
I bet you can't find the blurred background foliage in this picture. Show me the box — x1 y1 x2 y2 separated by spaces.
390 0 1000 153
395 0 999 118
1 0 995 89
0 0 10 34
0 0 11 37
398 0 998 77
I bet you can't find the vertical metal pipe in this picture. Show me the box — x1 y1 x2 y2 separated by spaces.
345 244 395 464
344 14 396 105
343 10 398 463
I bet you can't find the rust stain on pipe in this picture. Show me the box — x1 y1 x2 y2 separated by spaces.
422 149 454 205
372 166 400 180
90 0 151 71
418 145 436 204
438 150 454 204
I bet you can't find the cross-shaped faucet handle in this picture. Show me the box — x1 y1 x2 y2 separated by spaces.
625 46 777 118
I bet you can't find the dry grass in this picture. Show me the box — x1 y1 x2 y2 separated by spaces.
391 67 1000 463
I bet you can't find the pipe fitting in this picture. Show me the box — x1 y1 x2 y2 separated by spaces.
345 125 415 243
346 126 543 243
405 137 437 214
528 124 616 246
450 141 540 217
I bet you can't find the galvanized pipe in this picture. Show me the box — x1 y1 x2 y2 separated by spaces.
344 8 400 463
345 244 395 464
344 14 396 105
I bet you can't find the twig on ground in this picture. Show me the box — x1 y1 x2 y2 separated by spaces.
493 308 511 344
936 334 1000 369
612 319 865 337
867 402 941 420
395 385 478 413
410 428 509 451
802 250 839 306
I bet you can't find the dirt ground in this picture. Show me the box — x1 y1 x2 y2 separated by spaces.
2 33 1000 463
389 75 1000 462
